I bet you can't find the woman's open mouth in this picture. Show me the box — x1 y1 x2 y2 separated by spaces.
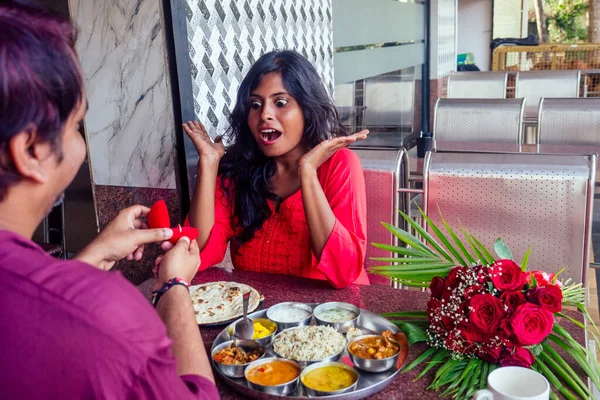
260 128 282 145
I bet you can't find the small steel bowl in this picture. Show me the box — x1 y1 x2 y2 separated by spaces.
313 302 361 332
232 317 278 347
273 327 345 368
347 334 400 373
300 361 359 396
244 357 301 395
266 302 313 331
211 340 265 378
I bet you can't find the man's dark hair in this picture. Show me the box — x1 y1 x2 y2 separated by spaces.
0 1 83 200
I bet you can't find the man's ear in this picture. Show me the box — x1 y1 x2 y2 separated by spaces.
8 124 52 184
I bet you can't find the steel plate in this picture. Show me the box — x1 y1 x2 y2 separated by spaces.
211 303 409 399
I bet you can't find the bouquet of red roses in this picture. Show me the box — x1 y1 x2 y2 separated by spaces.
372 208 600 400
427 262 562 368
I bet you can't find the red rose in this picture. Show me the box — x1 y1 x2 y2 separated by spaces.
459 322 487 344
480 345 503 364
527 284 563 313
469 294 505 334
500 290 526 311
442 316 456 331
498 319 515 342
430 277 445 299
511 303 554 346
446 266 468 288
427 298 442 320
491 260 526 291
500 346 535 368
474 266 492 285
463 284 484 300
526 270 553 287
440 286 454 305
445 329 467 353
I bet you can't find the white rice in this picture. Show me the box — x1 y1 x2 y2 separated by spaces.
273 326 345 361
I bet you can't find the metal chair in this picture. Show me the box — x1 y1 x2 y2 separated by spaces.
433 98 525 145
422 151 596 286
364 75 415 132
515 70 581 121
334 82 355 107
353 148 410 286
335 82 359 133
538 97 600 146
447 72 508 99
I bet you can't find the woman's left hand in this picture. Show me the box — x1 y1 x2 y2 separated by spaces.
298 130 368 177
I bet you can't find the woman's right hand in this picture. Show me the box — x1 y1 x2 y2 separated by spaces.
182 120 225 164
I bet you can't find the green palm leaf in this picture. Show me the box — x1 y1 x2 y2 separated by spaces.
467 232 496 265
393 321 428 345
541 344 592 398
387 278 431 288
370 257 444 264
448 359 479 391
416 206 468 267
534 358 578 400
382 311 428 318
371 242 431 257
462 227 486 264
548 332 600 390
417 349 451 380
402 346 438 373
462 363 484 399
370 266 453 276
556 310 600 355
437 207 474 265
370 264 455 273
431 359 468 390
521 247 531 271
381 222 436 256
398 209 454 262
478 361 489 389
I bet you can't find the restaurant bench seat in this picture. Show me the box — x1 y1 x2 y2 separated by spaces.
447 71 508 99
538 97 600 147
516 70 581 122
353 148 409 286
433 98 525 147
423 151 596 287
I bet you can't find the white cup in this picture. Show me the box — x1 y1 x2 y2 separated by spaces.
473 366 550 400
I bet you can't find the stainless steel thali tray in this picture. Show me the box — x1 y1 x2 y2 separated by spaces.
211 303 409 399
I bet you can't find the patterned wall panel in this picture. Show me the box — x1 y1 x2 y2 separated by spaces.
184 0 334 139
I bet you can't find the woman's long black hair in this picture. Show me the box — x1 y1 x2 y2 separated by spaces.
218 50 347 244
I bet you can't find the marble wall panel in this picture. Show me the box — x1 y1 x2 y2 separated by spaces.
69 0 177 189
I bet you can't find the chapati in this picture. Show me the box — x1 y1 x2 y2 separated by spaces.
189 281 262 325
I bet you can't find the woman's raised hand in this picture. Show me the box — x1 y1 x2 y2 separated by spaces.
182 120 225 164
298 130 368 177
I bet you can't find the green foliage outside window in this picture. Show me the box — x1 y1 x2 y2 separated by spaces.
545 0 589 43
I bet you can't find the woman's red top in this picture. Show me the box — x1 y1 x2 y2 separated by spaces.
194 148 369 289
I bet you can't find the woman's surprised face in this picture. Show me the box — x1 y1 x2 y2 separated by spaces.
247 72 305 158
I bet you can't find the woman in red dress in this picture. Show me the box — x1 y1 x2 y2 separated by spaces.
183 50 369 289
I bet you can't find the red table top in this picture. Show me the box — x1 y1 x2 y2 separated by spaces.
191 268 586 399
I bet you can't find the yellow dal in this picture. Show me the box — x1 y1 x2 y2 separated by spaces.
303 365 357 392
